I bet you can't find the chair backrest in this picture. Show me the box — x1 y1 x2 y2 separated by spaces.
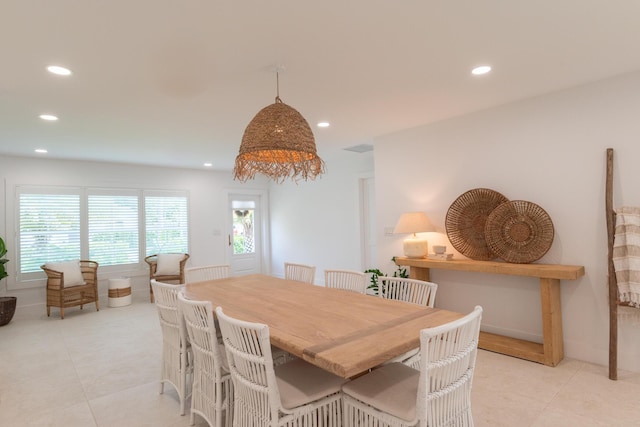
79 260 99 285
185 264 230 283
417 305 483 426
150 280 187 348
145 253 190 282
379 276 438 307
215 306 282 426
324 269 367 294
177 293 227 376
284 262 316 284
41 260 99 289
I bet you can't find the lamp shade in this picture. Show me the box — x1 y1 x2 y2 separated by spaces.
233 97 325 183
393 212 435 234
394 212 434 259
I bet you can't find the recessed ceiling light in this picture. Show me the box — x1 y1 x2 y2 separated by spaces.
471 65 492 75
204 162 212 167
317 122 330 128
35 148 48 154
47 65 72 76
39 114 58 121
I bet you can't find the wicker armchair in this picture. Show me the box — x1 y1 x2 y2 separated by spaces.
145 253 189 303
41 260 99 319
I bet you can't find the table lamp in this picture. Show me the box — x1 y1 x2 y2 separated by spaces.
394 212 435 258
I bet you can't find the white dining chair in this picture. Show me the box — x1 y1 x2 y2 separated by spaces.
379 276 438 307
184 264 230 283
379 276 439 368
342 306 483 427
324 269 367 294
216 306 346 427
150 279 192 416
184 264 230 343
284 262 316 284
177 293 233 427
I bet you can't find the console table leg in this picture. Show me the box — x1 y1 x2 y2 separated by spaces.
409 267 430 282
540 278 564 366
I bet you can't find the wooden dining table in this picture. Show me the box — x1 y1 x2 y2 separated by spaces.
182 274 463 378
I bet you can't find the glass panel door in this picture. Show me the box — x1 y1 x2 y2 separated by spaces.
228 195 262 276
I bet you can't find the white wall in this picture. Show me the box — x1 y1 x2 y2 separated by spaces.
0 150 374 307
374 70 640 372
0 155 268 305
269 149 374 283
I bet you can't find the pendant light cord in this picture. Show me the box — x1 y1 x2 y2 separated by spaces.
275 71 282 103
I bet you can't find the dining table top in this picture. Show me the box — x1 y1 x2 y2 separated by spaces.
182 273 463 378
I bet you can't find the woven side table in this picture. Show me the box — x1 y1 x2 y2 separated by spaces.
108 278 132 307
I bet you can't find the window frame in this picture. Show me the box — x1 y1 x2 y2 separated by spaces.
12 185 189 288
16 186 83 283
88 188 141 270
144 189 190 257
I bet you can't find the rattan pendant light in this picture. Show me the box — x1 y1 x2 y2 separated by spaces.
233 72 325 183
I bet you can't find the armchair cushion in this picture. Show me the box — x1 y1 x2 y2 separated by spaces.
156 253 185 276
45 260 85 287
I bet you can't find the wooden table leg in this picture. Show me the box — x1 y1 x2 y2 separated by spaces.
540 278 563 366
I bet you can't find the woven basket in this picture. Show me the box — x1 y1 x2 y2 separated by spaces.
0 296 17 326
445 188 509 260
484 200 555 264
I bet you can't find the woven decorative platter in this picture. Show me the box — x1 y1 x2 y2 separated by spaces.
445 188 509 260
484 200 555 264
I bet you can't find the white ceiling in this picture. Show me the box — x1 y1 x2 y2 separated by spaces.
2 1 640 171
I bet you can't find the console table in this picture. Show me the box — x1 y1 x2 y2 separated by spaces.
394 257 585 366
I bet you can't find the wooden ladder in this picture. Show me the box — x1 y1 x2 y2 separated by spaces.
605 147 636 380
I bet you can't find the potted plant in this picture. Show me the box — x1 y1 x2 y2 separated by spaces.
0 236 16 326
364 256 409 295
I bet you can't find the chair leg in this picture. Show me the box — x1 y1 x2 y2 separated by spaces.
47 305 50 317
180 353 187 415
60 307 65 319
95 300 100 312
215 382 222 427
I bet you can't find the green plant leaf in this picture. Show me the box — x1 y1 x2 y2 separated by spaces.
0 236 9 279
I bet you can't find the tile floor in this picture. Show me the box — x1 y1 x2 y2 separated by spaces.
1 293 640 427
